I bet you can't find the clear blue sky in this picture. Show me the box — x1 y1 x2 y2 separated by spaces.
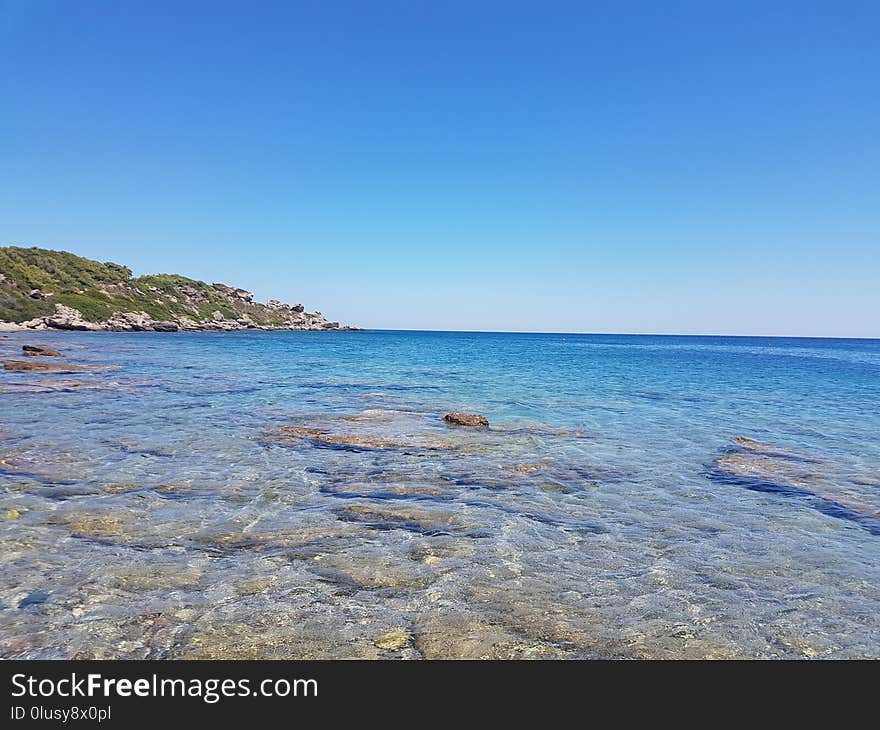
1 1 878 336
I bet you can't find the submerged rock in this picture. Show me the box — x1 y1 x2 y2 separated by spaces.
708 436 880 533
270 412 461 452
22 345 61 357
235 576 278 596
374 627 412 651
275 426 327 439
509 462 545 474
0 378 136 394
443 413 489 428
274 426 414 451
177 613 388 660
18 591 50 609
413 611 549 659
2 359 100 373
49 513 132 540
713 437 821 489
334 503 476 537
110 565 204 592
310 547 437 590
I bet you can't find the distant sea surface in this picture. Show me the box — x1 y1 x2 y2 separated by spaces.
1 331 878 658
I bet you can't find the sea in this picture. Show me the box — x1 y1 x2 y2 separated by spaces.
1 330 878 658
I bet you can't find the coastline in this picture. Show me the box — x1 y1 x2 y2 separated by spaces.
0 320 364 333
0 302 357 333
0 247 357 333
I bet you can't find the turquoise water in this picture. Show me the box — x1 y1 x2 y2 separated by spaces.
1 330 878 658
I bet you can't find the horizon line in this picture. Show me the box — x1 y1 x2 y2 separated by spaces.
317 328 880 341
360 328 880 340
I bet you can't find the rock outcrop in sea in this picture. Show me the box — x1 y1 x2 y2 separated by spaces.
22 345 61 357
1 359 107 373
707 436 880 535
0 245 356 332
443 413 490 428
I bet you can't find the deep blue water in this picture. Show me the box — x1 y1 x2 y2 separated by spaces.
1 331 878 658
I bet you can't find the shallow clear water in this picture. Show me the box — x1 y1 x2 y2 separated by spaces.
1 330 878 658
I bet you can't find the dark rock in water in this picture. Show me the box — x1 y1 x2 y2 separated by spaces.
18 591 50 609
708 436 880 535
22 345 62 357
2 359 98 373
443 413 489 428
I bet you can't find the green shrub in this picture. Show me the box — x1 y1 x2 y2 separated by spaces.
1 245 315 327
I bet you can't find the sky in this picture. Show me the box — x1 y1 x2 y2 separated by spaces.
1 1 878 336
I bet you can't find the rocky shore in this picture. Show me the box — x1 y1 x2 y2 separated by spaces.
0 246 358 332
0 302 354 333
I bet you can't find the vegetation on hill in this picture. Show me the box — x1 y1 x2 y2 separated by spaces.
0 246 333 329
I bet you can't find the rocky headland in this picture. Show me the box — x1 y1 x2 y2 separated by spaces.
0 246 356 332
